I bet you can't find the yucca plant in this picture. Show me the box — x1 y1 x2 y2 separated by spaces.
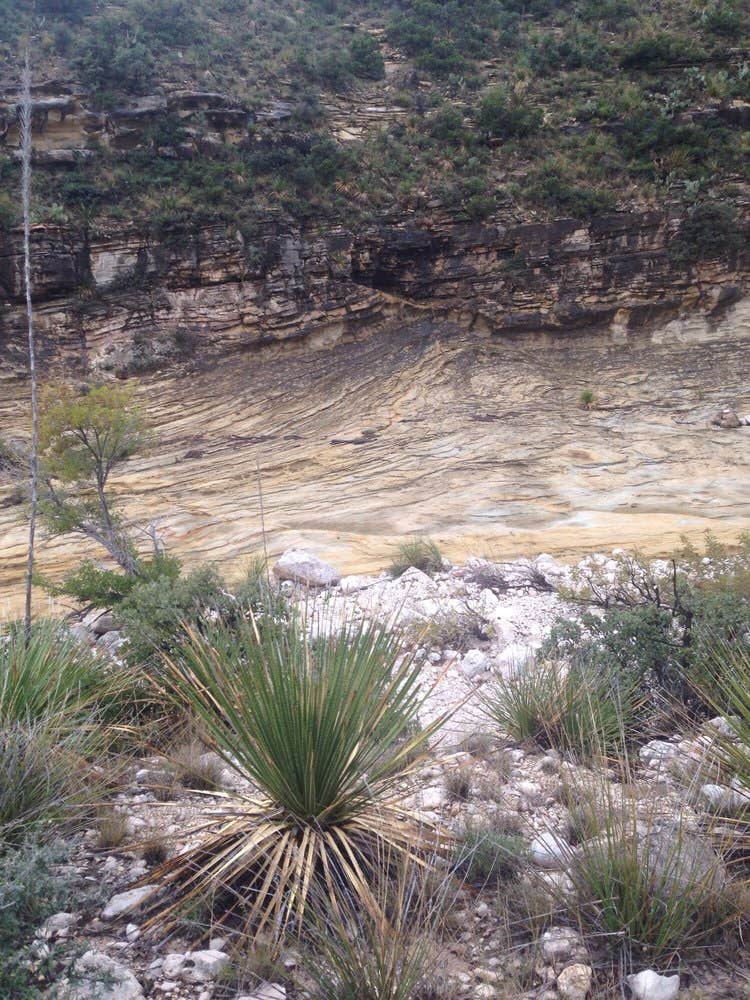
0 620 116 842
0 618 102 725
142 615 452 940
482 658 641 761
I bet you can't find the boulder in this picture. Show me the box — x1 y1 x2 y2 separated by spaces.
626 969 680 1000
558 963 593 1000
460 648 491 679
50 950 144 999
101 885 156 921
711 407 743 429
180 949 230 983
530 831 572 870
272 549 340 587
496 643 536 674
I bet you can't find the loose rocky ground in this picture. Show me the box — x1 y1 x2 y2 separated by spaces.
23 552 750 1000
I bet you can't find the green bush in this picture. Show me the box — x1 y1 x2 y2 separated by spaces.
349 33 385 80
0 838 82 998
621 32 704 70
550 536 750 710
453 821 527 887
672 200 744 264
0 192 18 231
523 162 616 217
117 563 232 668
75 15 156 103
389 538 443 578
476 88 542 139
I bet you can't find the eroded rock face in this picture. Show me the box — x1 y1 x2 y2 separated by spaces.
0 204 747 380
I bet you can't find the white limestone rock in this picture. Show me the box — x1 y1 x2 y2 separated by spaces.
272 549 340 587
626 969 680 1000
101 885 156 921
50 950 145 999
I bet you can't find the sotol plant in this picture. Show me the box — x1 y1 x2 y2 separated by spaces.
141 614 452 940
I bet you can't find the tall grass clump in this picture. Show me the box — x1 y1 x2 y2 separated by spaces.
0 619 111 840
142 614 452 940
695 637 750 805
482 658 641 761
308 854 454 1000
566 779 735 960
389 538 443 578
0 618 102 725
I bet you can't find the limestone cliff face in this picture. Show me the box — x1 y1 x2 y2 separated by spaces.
0 204 747 379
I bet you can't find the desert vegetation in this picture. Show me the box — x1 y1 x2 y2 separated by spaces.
4 384 750 996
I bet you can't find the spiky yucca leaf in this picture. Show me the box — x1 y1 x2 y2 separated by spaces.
142 615 452 940
0 618 102 725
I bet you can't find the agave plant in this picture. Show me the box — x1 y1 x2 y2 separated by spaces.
142 614 452 940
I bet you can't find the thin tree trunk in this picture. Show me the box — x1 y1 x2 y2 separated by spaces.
21 48 38 637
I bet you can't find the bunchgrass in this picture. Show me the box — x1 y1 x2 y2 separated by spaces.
482 658 642 761
142 614 453 941
552 760 738 961
0 618 103 726
307 853 455 1000
388 538 443 578
453 819 527 888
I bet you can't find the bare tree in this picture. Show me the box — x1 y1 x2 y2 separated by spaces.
21 48 39 636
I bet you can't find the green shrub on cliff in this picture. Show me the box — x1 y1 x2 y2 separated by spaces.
476 88 542 140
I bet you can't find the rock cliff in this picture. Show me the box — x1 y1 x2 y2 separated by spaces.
1 203 747 379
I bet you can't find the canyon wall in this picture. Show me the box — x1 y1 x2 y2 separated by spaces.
1 204 747 379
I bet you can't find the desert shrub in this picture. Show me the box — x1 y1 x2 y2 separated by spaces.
44 552 181 608
0 192 18 231
476 87 542 139
444 763 473 802
426 105 466 143
526 29 609 72
75 14 156 103
672 200 744 264
549 536 750 710
389 538 443 578
699 0 744 36
142 616 451 939
0 838 82 998
523 162 616 217
349 33 385 80
418 605 491 652
483 658 641 760
579 389 596 408
453 819 527 887
621 32 705 71
117 563 232 668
